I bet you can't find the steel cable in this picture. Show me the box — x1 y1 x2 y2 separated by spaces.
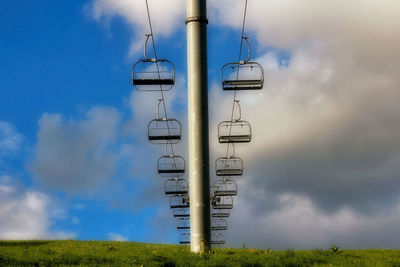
144 0 178 163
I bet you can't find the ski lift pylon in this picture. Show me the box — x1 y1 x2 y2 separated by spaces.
133 34 175 91
221 37 264 90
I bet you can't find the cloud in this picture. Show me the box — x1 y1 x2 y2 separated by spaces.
228 193 400 249
208 0 400 248
108 233 128 241
0 121 23 157
231 48 400 215
87 0 185 55
0 175 75 240
30 107 121 192
211 0 400 51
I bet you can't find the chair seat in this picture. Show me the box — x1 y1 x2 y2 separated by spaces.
133 78 174 86
214 190 237 196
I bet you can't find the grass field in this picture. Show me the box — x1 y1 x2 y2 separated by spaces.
1 240 400 266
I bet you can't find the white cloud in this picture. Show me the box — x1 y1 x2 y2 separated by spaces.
88 0 185 55
108 233 128 241
0 175 75 240
0 121 22 157
30 107 121 192
211 0 400 51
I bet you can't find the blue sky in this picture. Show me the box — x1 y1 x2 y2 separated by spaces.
1 0 400 249
0 0 251 244
1 0 176 242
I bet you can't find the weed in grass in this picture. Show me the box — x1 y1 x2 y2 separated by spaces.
241 263 264 267
107 246 117 251
226 249 235 255
285 249 295 258
329 244 343 255
152 255 168 262
162 261 176 267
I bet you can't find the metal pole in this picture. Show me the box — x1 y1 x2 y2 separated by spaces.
186 0 211 253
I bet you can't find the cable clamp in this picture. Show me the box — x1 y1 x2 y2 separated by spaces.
185 16 208 25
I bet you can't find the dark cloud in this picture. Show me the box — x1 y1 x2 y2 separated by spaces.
239 48 400 216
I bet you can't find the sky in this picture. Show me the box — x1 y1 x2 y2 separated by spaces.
1 0 400 249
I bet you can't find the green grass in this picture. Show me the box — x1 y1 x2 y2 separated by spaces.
0 240 400 266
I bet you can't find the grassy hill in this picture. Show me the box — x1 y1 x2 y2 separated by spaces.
0 240 399 266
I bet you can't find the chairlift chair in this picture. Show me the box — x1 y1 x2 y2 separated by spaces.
218 120 251 143
222 62 264 90
211 218 228 231
221 37 264 90
148 100 182 144
157 155 185 177
215 156 243 176
132 34 175 91
211 232 226 245
170 195 189 209
212 195 233 209
173 208 190 218
164 178 189 195
213 179 238 197
177 217 190 230
218 100 251 143
179 232 191 245
211 208 230 218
